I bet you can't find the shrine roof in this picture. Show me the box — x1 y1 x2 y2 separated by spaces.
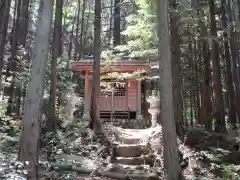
70 58 151 73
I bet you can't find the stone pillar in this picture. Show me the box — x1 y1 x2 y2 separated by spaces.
136 80 143 121
83 72 90 120
147 95 160 127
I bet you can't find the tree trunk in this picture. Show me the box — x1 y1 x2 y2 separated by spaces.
169 0 184 139
51 0 63 128
15 0 30 116
6 0 22 115
89 0 102 130
188 41 194 126
221 0 237 128
230 33 240 124
193 38 201 124
68 9 77 61
18 0 30 46
78 0 86 59
74 0 81 60
233 0 240 30
190 91 194 127
108 0 114 45
200 20 213 130
18 1 53 179
0 0 11 88
156 0 184 179
113 0 121 46
208 0 226 132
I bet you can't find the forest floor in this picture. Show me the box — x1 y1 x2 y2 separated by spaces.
0 117 240 180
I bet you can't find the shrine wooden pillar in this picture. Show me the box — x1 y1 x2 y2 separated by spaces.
136 80 143 120
83 71 90 120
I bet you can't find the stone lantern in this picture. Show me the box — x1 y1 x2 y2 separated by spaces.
147 92 160 127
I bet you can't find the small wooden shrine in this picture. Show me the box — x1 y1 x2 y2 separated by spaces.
70 58 151 121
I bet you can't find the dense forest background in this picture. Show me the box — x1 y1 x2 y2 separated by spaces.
0 0 240 179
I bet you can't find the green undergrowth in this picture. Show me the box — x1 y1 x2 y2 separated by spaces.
0 117 240 180
219 165 240 179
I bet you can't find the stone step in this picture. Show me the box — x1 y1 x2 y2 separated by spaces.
103 163 158 180
115 144 149 157
119 137 141 144
100 170 158 180
111 156 155 166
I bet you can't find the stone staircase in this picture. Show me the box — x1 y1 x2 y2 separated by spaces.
104 126 160 180
57 125 161 179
